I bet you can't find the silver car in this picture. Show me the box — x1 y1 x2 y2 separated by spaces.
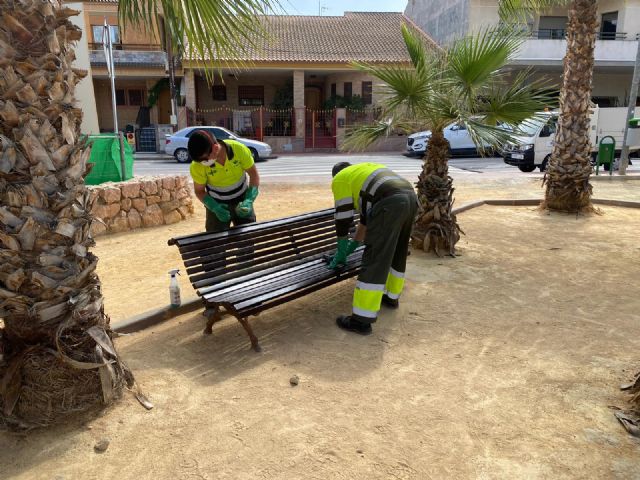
165 126 273 163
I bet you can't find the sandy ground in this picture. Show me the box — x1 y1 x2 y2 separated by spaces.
1 177 640 479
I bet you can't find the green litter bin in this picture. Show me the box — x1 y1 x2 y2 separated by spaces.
84 134 134 185
595 135 615 176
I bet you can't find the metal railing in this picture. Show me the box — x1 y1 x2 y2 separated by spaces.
530 29 628 40
195 107 296 140
89 42 163 51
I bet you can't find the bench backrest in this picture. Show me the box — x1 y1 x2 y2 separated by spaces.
168 209 352 291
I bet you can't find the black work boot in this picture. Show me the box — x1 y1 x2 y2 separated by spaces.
381 294 399 309
336 315 372 335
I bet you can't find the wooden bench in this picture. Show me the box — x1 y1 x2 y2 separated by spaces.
168 208 363 351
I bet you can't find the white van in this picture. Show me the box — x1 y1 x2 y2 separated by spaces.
503 107 640 172
406 122 495 156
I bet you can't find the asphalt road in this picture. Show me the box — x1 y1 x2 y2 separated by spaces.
133 152 537 183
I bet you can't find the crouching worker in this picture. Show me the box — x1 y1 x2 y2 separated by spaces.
188 130 260 232
328 162 418 335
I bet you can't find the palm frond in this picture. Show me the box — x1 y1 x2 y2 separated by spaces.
476 69 557 126
401 23 429 72
342 117 420 152
446 26 524 100
118 0 282 80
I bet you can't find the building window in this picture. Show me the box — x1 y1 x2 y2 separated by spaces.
238 85 264 106
537 16 567 39
601 11 618 40
115 89 126 106
128 89 144 106
212 85 227 101
331 83 336 99
362 81 372 105
344 82 352 100
91 25 120 45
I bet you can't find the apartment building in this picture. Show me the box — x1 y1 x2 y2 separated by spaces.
67 0 182 147
404 0 640 107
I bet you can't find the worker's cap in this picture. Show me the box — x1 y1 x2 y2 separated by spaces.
332 162 351 177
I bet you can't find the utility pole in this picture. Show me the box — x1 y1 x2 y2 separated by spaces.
103 20 127 181
161 16 178 128
619 38 640 175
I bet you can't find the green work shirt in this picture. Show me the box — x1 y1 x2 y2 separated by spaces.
190 139 254 202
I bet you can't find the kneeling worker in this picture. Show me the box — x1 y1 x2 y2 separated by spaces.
328 162 418 335
188 130 260 232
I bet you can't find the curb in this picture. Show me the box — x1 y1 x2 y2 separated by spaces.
112 297 203 334
113 197 640 335
591 174 640 181
453 197 640 215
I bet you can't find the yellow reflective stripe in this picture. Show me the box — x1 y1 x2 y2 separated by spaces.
353 286 382 316
385 271 405 297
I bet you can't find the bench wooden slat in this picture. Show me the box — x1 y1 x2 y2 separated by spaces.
170 209 334 250
178 216 337 263
182 222 336 268
187 233 336 279
197 254 324 297
232 255 362 314
205 251 363 305
192 242 338 289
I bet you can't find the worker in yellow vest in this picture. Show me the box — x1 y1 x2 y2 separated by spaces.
328 162 418 335
188 130 260 232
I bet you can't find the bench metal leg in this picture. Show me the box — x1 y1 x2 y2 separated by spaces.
237 317 261 352
203 306 222 335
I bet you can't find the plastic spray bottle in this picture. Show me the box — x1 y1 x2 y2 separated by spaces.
168 269 181 308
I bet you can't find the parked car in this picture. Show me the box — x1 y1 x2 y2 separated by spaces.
406 122 496 157
165 126 273 163
503 107 637 172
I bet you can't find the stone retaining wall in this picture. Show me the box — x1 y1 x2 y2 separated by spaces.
88 175 194 237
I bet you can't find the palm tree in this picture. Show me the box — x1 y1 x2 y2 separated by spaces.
343 25 553 255
500 0 597 212
0 0 279 430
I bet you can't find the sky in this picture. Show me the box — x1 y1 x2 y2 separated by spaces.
281 0 407 16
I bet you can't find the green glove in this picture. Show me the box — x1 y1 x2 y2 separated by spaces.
345 239 361 256
328 237 350 270
203 196 231 222
236 186 259 218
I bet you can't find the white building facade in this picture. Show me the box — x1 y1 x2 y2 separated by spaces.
404 0 640 107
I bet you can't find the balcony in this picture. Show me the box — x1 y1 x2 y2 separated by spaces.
530 29 629 40
89 43 169 69
511 31 639 67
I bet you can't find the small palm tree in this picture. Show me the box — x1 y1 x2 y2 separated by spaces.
343 25 553 255
0 0 279 430
500 0 597 212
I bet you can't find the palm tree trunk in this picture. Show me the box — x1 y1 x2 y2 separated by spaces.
0 0 133 430
542 0 597 212
412 129 461 256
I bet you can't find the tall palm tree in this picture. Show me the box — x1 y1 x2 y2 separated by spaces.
0 0 279 430
343 25 553 255
500 0 597 212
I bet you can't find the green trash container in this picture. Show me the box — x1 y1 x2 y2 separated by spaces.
84 134 134 185
595 135 615 176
